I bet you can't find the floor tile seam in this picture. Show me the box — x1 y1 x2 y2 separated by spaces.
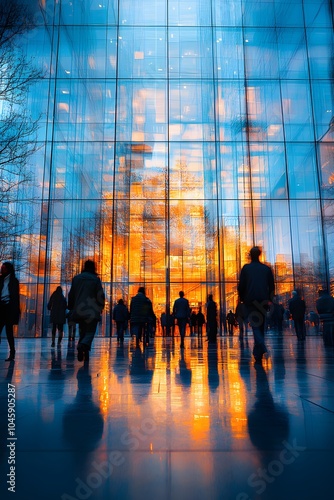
296 394 334 414
295 370 334 382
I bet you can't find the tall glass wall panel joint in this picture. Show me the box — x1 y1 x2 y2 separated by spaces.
0 0 333 336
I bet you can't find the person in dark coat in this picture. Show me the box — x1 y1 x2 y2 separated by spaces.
236 301 248 338
226 310 236 336
288 290 306 340
112 298 129 344
220 308 227 335
173 291 191 349
160 312 167 336
48 286 67 347
130 287 154 348
68 260 105 362
196 307 205 337
316 289 334 346
0 262 20 361
206 294 218 343
238 246 275 364
190 310 197 336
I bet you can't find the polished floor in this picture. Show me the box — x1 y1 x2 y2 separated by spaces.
0 330 334 500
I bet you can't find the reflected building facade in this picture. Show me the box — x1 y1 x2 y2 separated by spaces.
3 0 334 336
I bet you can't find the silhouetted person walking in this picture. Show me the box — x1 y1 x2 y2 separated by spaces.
206 294 218 343
0 262 20 361
316 289 334 346
173 291 190 348
130 287 154 348
227 309 236 336
288 290 306 340
238 246 275 364
48 286 67 347
196 307 205 337
113 298 129 344
68 260 105 362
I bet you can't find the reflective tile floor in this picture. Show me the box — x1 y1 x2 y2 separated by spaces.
1 332 334 500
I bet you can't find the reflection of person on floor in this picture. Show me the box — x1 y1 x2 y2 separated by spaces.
238 246 275 364
176 350 192 387
68 260 105 363
67 310 76 341
247 364 289 452
62 365 104 451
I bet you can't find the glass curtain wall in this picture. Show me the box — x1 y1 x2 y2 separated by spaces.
2 0 334 336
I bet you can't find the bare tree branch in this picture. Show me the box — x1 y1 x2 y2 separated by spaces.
0 0 43 261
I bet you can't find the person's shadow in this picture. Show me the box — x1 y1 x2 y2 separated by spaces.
247 364 289 452
62 365 104 451
207 344 219 392
47 347 66 401
175 350 192 387
273 334 286 385
129 347 154 403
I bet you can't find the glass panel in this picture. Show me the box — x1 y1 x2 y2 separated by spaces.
168 0 212 26
54 79 116 141
249 143 287 199
169 142 207 200
277 29 308 79
246 82 284 142
281 81 314 141
57 27 117 78
243 0 275 26
168 27 213 79
307 28 334 79
318 143 334 197
169 81 215 141
50 142 110 199
60 0 118 25
118 27 167 78
289 199 327 306
214 29 244 79
311 81 334 142
116 80 167 142
119 0 166 25
274 0 304 28
286 143 319 198
216 81 247 142
217 142 251 200
244 29 279 79
304 0 333 28
212 0 242 27
169 198 208 283
253 199 292 263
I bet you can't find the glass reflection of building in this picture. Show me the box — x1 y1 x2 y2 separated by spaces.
4 0 334 336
